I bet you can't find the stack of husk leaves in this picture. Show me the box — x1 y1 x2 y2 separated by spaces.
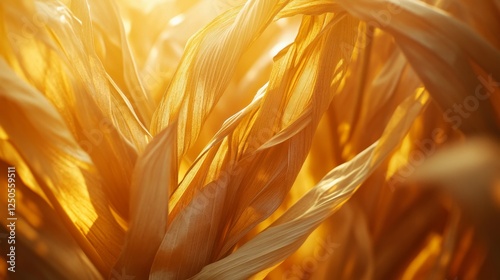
1 0 500 279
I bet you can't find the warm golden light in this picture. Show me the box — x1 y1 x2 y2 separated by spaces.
0 0 499 279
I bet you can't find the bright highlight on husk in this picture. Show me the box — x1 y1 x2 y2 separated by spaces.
0 0 499 279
